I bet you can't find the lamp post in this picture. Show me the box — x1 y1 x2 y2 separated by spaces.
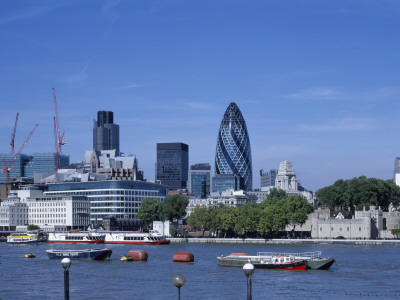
172 274 186 300
61 258 71 300
243 263 254 300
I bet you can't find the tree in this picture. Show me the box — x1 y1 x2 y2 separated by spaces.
27 224 40 231
266 188 287 202
159 194 189 222
136 198 161 231
235 202 260 237
219 205 238 237
316 176 400 210
283 195 314 230
187 206 210 237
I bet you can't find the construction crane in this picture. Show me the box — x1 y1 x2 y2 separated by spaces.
52 88 67 170
2 123 39 183
10 112 19 154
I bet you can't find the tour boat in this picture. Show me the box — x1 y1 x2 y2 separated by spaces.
7 232 38 244
46 248 112 260
104 230 170 245
217 251 335 270
48 230 105 244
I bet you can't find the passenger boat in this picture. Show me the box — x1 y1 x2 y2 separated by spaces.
104 230 170 245
217 251 335 270
46 248 112 260
48 230 105 244
218 253 306 270
6 232 38 244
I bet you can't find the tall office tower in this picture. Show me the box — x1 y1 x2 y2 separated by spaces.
188 163 212 198
93 111 120 155
212 174 241 194
260 169 277 191
394 157 400 186
156 143 189 190
215 102 253 191
32 153 69 175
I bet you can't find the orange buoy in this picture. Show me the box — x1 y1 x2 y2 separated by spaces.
228 253 248 256
127 250 148 261
173 252 194 262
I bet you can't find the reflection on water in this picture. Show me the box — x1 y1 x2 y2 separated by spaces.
0 242 400 299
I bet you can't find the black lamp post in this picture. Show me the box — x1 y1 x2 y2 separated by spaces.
172 274 186 300
243 263 254 300
61 258 71 300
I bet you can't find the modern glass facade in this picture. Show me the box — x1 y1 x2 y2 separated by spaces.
93 111 120 155
32 152 69 175
212 174 241 194
188 163 211 198
43 180 167 222
215 102 253 191
156 143 189 190
260 169 277 190
0 153 31 182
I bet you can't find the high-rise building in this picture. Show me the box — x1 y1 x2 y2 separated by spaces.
260 169 277 191
32 153 69 175
156 143 189 190
212 174 241 194
215 102 253 191
93 111 120 155
0 153 31 182
188 163 211 198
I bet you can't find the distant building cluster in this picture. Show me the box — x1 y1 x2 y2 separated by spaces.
0 103 331 233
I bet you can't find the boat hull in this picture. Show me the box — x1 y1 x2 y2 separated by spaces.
306 258 335 270
48 240 104 244
7 240 38 245
105 240 170 245
46 249 112 260
217 257 306 270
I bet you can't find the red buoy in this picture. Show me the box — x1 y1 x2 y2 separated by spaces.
173 252 194 262
127 250 148 261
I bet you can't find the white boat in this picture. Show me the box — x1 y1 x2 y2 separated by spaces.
48 230 105 244
7 232 38 244
104 230 170 245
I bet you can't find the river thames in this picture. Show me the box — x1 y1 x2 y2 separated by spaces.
1 242 399 299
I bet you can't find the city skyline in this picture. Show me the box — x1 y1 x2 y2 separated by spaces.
1 1 400 192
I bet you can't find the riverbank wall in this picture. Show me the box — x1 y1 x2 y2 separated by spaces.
169 237 400 245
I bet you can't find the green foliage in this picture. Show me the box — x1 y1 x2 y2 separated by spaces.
27 224 40 231
136 198 161 230
266 188 287 202
391 229 400 238
187 206 210 236
235 202 260 237
159 194 189 222
316 176 400 210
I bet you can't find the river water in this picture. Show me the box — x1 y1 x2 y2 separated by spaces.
1 242 400 299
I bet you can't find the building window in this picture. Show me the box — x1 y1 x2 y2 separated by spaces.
359 227 361 231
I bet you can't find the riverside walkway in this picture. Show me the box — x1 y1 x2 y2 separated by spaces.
169 237 400 245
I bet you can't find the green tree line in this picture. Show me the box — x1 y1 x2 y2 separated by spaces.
188 189 314 238
316 176 400 210
136 194 189 230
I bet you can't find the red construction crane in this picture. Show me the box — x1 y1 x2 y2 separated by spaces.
52 88 67 170
2 123 39 183
10 112 19 154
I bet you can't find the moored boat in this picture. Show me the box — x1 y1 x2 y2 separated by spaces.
217 251 335 270
7 232 38 244
104 230 170 245
48 230 105 244
46 248 112 260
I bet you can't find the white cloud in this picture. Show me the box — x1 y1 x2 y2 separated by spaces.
66 65 88 86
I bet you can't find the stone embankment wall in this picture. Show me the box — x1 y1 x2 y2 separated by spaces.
168 237 400 245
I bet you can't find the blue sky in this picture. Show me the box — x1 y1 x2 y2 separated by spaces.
1 0 400 192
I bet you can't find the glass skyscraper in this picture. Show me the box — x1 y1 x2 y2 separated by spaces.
156 143 189 190
215 102 253 191
188 163 211 198
93 111 120 155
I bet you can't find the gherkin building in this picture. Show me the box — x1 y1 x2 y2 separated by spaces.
215 102 253 191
